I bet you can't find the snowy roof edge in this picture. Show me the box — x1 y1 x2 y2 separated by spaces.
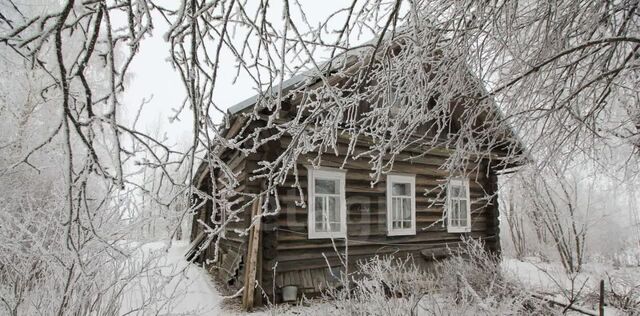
226 36 383 115
227 72 310 115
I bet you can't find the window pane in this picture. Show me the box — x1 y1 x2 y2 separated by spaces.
402 197 411 221
330 222 340 232
316 178 338 194
392 183 410 196
451 200 459 227
328 196 339 227
392 197 400 222
459 200 468 226
315 196 325 232
450 185 463 198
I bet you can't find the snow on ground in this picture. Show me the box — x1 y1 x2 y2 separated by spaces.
501 256 573 292
117 240 326 315
119 240 231 315
502 256 640 295
119 242 640 315
502 257 640 315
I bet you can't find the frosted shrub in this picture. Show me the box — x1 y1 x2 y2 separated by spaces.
604 273 640 315
420 238 557 315
319 255 436 315
280 239 558 315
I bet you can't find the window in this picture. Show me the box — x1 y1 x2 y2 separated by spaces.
386 174 416 236
307 167 347 239
447 178 471 233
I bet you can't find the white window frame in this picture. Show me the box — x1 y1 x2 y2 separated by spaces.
386 174 416 236
307 167 347 239
447 178 472 233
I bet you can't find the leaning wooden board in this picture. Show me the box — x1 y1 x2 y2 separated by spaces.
242 198 263 310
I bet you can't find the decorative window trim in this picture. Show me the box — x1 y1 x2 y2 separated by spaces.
386 174 416 236
306 166 347 239
447 178 472 233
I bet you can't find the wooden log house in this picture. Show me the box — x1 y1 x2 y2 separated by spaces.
187 37 525 308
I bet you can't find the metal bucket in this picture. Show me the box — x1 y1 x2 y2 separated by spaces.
281 285 298 302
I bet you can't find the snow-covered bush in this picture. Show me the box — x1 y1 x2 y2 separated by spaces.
604 272 640 315
318 255 435 315
274 239 557 315
418 238 556 315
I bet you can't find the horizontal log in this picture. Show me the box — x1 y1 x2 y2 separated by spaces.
275 230 492 246
276 178 489 196
276 193 493 207
282 167 451 182
277 133 505 165
275 233 494 262
272 250 425 272
279 136 453 168
276 214 491 229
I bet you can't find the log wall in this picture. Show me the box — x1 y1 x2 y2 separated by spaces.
261 135 501 300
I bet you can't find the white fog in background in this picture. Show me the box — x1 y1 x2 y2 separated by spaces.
122 1 356 145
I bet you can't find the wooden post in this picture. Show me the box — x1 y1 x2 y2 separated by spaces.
242 198 263 311
599 279 605 316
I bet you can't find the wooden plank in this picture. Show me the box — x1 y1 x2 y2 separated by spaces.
184 231 206 261
290 271 302 288
276 273 284 288
242 197 262 311
311 268 327 291
302 270 313 292
283 271 291 286
273 249 436 272
256 218 264 306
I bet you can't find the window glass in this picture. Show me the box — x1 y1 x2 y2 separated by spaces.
459 200 468 226
402 200 411 221
328 196 338 224
450 186 463 198
392 183 410 196
315 178 338 194
392 198 400 220
314 196 325 231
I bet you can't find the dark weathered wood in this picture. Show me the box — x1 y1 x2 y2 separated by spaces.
265 153 498 292
599 280 605 316
242 198 263 311
485 168 501 253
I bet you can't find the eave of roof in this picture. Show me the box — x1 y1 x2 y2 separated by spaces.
226 35 383 116
227 73 309 115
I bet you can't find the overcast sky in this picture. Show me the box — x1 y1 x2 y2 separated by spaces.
122 1 358 149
